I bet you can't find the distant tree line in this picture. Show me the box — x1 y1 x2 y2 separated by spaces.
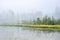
22 15 60 25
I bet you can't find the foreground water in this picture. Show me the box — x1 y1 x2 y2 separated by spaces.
0 26 60 40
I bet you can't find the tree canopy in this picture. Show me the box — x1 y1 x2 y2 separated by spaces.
22 15 60 25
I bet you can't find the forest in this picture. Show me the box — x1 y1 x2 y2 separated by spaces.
22 15 60 25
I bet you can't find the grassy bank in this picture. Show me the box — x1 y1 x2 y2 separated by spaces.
0 24 60 30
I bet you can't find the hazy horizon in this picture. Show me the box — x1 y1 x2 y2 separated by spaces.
0 0 60 24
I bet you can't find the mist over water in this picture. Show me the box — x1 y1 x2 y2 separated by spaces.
0 0 60 24
0 0 60 40
0 26 60 40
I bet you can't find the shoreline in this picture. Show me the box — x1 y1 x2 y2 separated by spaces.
0 24 60 30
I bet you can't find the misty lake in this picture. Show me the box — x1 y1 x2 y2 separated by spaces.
0 26 60 40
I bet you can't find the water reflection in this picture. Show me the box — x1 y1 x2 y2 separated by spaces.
0 26 60 40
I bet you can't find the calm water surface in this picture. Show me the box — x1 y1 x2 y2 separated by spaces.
0 26 60 40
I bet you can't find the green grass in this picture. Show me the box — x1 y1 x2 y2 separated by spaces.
0 24 60 30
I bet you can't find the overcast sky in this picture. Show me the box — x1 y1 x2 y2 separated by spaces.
0 0 60 14
0 0 60 24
